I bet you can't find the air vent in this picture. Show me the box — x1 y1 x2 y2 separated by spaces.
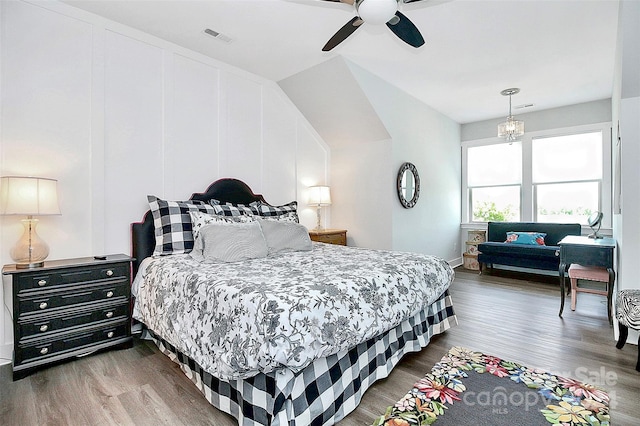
204 28 233 43
515 103 534 110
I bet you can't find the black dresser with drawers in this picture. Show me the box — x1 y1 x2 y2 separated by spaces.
3 254 133 380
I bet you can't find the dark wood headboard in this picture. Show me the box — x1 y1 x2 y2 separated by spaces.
131 178 269 275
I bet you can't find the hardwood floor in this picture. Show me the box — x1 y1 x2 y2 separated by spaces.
1 267 638 425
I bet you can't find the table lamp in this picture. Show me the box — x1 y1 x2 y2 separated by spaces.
308 185 331 231
0 176 61 268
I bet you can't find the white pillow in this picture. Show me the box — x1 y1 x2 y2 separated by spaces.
258 219 312 255
191 221 267 263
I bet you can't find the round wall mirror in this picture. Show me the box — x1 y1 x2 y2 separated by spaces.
397 162 420 208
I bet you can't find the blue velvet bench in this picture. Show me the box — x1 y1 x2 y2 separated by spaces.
478 222 581 274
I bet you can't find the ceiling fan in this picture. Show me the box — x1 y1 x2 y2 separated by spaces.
321 0 427 51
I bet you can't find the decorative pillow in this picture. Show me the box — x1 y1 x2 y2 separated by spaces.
505 232 547 246
148 195 217 255
258 218 312 255
255 201 299 221
211 203 261 217
189 211 255 240
190 221 268 263
208 200 259 208
253 211 299 223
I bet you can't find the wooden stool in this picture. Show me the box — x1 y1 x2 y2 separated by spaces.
615 289 640 372
568 264 611 322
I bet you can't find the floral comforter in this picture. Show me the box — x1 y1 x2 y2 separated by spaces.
132 242 454 381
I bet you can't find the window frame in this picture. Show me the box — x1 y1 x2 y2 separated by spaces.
462 122 612 228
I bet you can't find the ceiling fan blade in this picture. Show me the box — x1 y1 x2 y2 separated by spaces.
322 17 363 51
386 11 425 48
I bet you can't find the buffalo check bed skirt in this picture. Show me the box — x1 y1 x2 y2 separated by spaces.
147 290 456 426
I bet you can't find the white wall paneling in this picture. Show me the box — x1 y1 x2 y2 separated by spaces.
0 0 328 364
1 0 95 359
1 0 94 262
103 30 165 254
262 88 297 205
169 54 221 197
218 72 264 191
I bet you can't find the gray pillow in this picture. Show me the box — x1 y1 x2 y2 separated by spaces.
258 219 312 255
191 221 267 263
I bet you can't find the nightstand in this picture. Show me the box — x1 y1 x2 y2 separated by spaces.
2 254 133 380
309 229 347 246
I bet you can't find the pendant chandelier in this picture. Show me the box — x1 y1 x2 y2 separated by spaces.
497 88 524 142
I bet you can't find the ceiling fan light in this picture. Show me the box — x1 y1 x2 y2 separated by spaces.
357 0 398 25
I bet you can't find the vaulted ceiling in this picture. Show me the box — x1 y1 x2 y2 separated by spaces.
63 0 620 124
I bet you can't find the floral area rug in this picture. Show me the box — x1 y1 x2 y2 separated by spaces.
373 346 610 426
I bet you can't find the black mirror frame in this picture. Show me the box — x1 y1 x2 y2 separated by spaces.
397 162 420 209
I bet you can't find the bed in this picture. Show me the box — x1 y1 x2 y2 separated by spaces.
130 178 457 425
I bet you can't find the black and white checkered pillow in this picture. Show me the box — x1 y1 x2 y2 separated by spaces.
256 201 298 219
148 195 216 255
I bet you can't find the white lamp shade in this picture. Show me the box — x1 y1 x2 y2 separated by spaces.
308 186 332 207
357 0 398 25
0 176 61 216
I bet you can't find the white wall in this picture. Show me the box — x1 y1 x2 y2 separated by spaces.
461 99 612 142
612 0 640 345
345 62 462 263
0 0 329 363
279 57 461 259
331 138 394 249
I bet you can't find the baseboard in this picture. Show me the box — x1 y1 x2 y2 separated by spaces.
0 343 13 366
448 257 463 268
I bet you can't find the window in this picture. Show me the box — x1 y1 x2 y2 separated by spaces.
467 142 521 222
532 132 603 224
462 124 611 227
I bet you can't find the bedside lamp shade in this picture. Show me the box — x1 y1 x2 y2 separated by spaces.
308 185 331 231
308 185 332 207
1 176 61 268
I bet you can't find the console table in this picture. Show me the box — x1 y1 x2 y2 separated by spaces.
558 235 616 323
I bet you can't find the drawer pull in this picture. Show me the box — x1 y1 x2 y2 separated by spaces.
38 279 47 287
39 302 48 310
107 331 114 338
40 347 49 355
106 311 114 318
106 291 114 298
106 270 114 277
39 324 49 332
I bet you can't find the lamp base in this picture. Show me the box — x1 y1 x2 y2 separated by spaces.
15 260 45 269
10 218 50 269
315 206 324 232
